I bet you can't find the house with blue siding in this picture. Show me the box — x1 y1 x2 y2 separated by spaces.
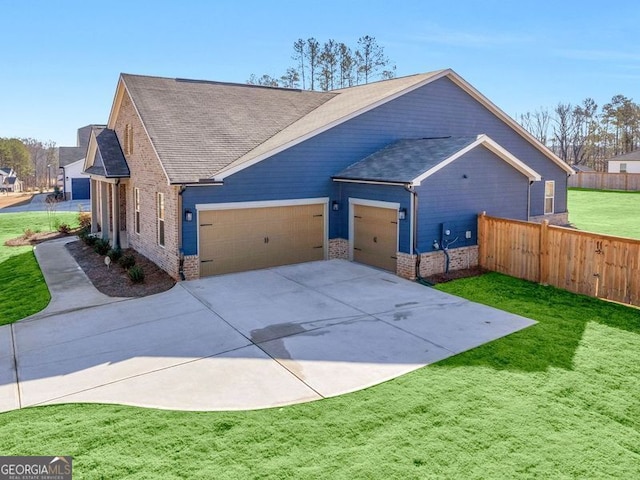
83 69 573 280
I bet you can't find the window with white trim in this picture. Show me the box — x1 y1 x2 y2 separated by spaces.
157 192 165 246
620 163 627 173
134 188 141 234
544 180 555 214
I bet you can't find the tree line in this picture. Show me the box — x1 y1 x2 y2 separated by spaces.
248 35 396 91
0 137 57 189
519 95 640 171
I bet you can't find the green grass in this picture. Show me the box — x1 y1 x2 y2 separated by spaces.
0 211 79 324
568 188 640 239
1 273 638 479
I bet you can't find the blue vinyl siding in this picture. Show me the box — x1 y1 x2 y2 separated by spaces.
415 146 529 252
181 76 566 255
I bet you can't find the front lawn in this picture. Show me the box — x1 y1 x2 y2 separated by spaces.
0 211 79 324
568 188 640 239
1 273 638 478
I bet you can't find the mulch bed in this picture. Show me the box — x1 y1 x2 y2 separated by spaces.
4 230 74 246
65 240 176 297
422 266 487 285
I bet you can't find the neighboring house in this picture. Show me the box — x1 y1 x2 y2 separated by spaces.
83 69 574 281
607 150 640 173
572 164 595 173
59 125 102 199
0 167 22 192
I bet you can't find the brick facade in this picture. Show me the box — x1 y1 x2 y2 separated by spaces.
113 91 181 279
182 254 200 281
396 246 480 280
328 238 349 260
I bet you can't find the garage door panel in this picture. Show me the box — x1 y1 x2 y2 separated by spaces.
353 204 398 272
199 203 325 277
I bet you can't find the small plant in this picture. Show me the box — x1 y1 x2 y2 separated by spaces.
57 223 71 234
127 265 145 283
82 232 97 246
118 254 136 270
77 208 91 230
107 247 123 262
23 228 34 238
94 238 111 255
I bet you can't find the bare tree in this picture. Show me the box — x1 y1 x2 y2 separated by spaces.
356 35 393 84
552 103 575 163
280 68 300 89
247 74 280 87
519 108 551 144
337 43 355 88
293 38 306 89
318 39 339 91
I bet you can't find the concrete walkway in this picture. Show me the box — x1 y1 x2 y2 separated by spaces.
0 239 536 412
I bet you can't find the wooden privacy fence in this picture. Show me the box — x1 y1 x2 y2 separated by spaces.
478 213 640 307
569 172 640 191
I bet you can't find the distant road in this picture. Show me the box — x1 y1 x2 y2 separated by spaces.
0 194 91 213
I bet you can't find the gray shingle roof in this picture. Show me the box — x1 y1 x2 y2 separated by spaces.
333 136 479 184
87 127 129 178
607 149 640 162
59 146 86 167
121 74 336 184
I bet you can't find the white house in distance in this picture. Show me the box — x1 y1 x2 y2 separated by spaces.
58 124 102 199
607 150 640 173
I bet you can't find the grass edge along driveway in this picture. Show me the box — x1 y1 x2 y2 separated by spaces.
0 211 79 325
0 273 638 479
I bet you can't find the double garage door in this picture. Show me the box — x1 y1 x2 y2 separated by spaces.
199 202 326 276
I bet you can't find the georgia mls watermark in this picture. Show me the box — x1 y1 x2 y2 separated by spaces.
0 456 72 480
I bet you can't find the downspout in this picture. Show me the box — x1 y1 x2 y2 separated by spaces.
177 185 186 281
404 184 433 287
527 180 533 221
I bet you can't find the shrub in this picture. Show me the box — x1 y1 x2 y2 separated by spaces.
107 247 122 262
127 265 145 283
93 238 111 255
57 223 71 234
82 233 97 246
23 228 34 238
118 254 136 270
77 209 91 229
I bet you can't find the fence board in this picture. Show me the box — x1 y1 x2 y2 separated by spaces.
478 213 640 308
569 172 640 191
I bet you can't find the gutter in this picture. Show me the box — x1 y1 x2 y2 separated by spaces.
404 184 433 286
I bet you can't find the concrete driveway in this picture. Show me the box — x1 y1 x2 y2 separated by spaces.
0 256 535 412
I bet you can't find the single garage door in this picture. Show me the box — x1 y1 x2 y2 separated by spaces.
353 204 398 272
71 178 90 200
199 203 325 276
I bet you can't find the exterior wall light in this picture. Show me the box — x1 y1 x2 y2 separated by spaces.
332 200 340 211
398 208 407 220
185 209 193 222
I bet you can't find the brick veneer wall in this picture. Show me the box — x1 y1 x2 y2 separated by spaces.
396 246 479 280
114 91 181 279
328 238 349 260
182 254 200 280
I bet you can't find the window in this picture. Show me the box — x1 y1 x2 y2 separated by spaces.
544 180 555 214
124 124 133 155
157 192 165 246
620 163 627 173
134 188 141 234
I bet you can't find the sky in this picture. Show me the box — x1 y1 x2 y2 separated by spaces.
2 0 640 147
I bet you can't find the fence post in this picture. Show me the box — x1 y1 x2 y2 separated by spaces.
478 211 486 269
539 220 550 285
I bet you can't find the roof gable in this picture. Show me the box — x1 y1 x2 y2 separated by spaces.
111 74 335 184
333 135 541 185
83 127 129 178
